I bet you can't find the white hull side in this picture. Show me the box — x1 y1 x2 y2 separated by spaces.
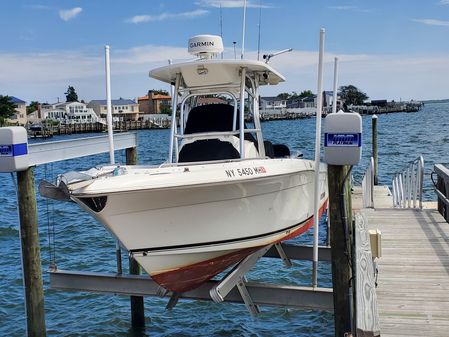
73 159 328 276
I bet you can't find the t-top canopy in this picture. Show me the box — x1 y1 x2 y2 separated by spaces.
149 59 285 88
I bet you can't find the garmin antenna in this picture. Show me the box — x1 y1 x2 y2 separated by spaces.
263 48 293 63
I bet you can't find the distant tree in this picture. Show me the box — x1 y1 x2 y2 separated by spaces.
339 85 368 105
150 89 169 96
160 105 172 115
65 86 79 102
0 95 17 126
277 92 290 100
298 90 314 99
27 101 40 114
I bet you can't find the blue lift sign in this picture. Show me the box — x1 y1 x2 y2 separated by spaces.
324 133 362 147
0 143 28 157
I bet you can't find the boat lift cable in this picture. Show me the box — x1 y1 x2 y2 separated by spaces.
44 163 57 269
341 165 353 269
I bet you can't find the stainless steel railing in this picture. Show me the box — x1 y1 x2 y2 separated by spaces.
392 156 424 209
362 157 375 208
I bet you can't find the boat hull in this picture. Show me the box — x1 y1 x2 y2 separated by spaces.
143 201 327 292
71 159 328 292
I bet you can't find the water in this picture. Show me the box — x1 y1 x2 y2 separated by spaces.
1 102 448 336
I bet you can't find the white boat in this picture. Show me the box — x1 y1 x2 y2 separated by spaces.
45 35 328 293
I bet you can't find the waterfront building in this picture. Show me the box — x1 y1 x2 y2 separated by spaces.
88 98 139 121
259 96 287 110
28 102 102 124
286 95 317 109
138 91 171 116
7 96 27 126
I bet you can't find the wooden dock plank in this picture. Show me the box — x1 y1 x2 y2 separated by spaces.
358 201 449 336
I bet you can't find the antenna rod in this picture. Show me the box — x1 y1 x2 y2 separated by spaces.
220 3 223 59
104 45 115 165
241 0 247 59
263 48 293 63
257 4 261 61
332 57 339 114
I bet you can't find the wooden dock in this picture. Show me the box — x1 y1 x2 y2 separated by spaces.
353 186 449 336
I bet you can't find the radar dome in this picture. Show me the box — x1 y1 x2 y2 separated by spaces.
188 35 224 59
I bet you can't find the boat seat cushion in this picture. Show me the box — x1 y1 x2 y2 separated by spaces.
184 104 257 143
178 139 240 162
184 104 236 134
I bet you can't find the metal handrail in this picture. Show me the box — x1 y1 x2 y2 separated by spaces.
362 157 375 208
392 156 424 209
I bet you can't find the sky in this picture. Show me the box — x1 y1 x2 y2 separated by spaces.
1 0 449 103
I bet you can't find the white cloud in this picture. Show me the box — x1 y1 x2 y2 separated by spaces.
413 18 449 27
1 45 449 102
0 45 191 102
59 7 82 21
439 0 449 4
263 51 449 101
328 6 356 10
327 5 373 13
25 4 53 10
128 9 209 24
196 0 272 8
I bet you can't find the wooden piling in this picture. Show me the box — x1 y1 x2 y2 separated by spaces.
328 165 352 337
125 147 138 166
129 257 145 328
17 167 47 337
372 115 378 185
125 146 145 329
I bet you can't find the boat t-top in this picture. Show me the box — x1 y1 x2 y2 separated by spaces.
44 35 328 293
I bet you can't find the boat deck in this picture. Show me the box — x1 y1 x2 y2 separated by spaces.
353 186 449 337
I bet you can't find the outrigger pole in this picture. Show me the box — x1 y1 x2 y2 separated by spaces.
241 0 247 59
312 28 325 288
105 45 115 165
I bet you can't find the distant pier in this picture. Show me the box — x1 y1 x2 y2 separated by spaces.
349 101 423 115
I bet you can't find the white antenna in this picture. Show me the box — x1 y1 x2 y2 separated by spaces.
332 57 339 114
104 45 115 165
257 4 262 61
241 0 247 59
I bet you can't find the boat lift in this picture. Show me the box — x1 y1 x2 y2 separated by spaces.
48 238 334 315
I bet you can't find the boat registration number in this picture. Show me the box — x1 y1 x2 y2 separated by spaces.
225 166 266 178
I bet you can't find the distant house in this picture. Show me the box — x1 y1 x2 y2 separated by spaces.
7 96 27 126
138 91 171 115
323 91 343 109
88 98 139 121
286 95 317 109
28 102 101 124
260 96 287 110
